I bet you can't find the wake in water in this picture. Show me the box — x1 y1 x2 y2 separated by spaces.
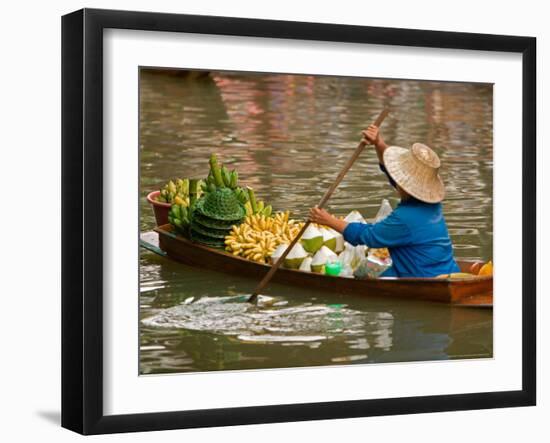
141 295 394 346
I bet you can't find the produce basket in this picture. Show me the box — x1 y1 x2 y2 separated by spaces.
146 190 171 226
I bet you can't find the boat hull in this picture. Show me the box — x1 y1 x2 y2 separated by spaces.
153 225 493 307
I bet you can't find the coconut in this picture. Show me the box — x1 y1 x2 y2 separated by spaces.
299 256 313 272
270 243 289 265
344 210 366 224
311 246 338 273
319 245 337 261
283 243 308 269
300 225 324 253
333 230 345 252
310 259 324 273
334 232 345 254
319 227 337 252
320 227 344 252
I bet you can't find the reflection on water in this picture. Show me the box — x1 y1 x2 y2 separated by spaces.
139 70 493 374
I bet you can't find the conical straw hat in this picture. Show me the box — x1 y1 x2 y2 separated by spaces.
383 143 445 203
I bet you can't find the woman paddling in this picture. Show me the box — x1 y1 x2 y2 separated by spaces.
309 125 460 278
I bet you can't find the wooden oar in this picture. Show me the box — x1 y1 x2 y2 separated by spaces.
248 108 390 303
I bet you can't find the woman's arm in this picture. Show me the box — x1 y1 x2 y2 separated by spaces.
309 207 413 248
309 207 348 233
344 212 412 248
362 125 389 165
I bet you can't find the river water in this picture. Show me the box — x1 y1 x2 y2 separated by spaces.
139 69 493 374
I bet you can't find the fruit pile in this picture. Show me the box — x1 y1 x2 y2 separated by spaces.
163 153 276 248
436 260 493 279
201 154 240 194
224 212 305 263
166 178 202 234
157 178 203 205
369 248 390 261
470 260 493 276
201 154 272 217
224 209 380 276
243 187 272 217
168 204 191 234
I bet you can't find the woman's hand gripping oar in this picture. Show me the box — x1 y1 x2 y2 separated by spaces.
247 108 390 304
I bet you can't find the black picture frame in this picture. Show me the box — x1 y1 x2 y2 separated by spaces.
61 8 536 435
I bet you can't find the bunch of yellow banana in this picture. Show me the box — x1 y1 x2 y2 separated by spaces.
224 211 305 263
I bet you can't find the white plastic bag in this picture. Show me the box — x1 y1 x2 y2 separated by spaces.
340 263 354 278
351 244 367 270
375 199 393 222
339 241 368 271
338 243 355 268
344 210 367 224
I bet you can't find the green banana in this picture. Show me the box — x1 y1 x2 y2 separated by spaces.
209 154 225 188
235 187 248 204
157 177 196 205
229 170 238 189
169 203 190 234
159 189 168 202
176 178 189 196
221 166 231 187
247 187 258 214
189 179 200 207
171 204 180 220
168 180 177 194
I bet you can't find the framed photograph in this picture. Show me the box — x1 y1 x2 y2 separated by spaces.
62 8 536 435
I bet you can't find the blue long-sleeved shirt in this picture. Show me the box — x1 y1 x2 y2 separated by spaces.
343 164 459 278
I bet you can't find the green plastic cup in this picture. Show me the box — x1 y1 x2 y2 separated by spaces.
325 261 342 276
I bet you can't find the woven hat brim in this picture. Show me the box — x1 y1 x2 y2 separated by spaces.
383 146 445 203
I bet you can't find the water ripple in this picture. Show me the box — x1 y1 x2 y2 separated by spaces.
142 296 393 346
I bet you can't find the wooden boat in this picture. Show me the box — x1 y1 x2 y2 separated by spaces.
146 224 493 308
